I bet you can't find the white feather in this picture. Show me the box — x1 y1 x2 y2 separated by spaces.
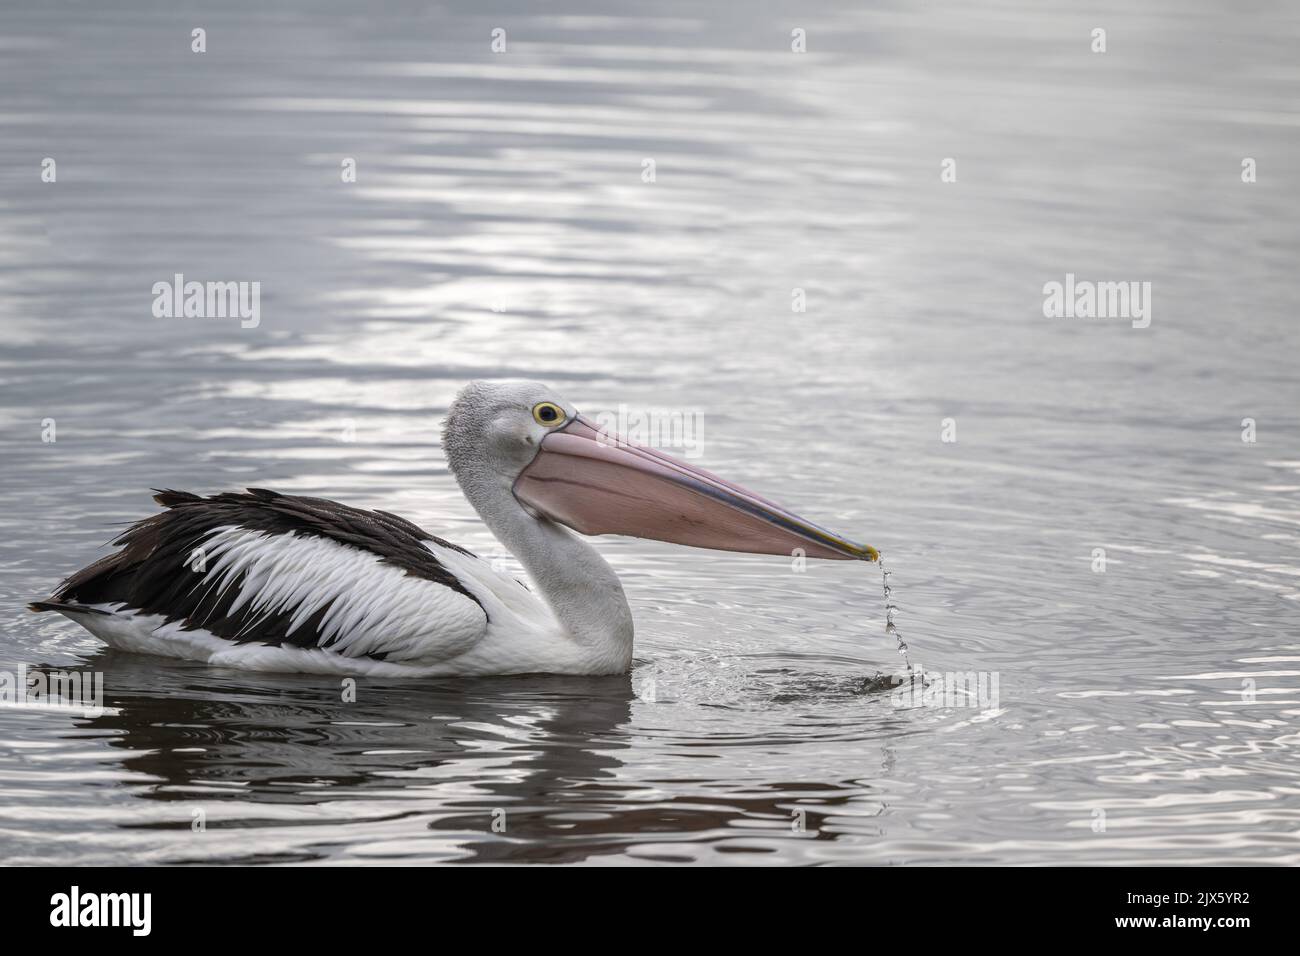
64 526 631 676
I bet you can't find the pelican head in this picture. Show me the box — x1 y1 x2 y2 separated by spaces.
444 380 878 563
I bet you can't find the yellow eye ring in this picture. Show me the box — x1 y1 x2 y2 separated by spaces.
532 402 566 427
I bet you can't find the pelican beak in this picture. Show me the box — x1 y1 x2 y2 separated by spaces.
513 415 878 561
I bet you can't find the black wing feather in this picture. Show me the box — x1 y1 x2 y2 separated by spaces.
35 489 484 651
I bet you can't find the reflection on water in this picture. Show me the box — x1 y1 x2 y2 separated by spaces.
1 0 1299 864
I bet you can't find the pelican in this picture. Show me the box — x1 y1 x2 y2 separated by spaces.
31 381 878 676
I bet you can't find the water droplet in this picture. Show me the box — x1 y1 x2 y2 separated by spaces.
878 558 913 675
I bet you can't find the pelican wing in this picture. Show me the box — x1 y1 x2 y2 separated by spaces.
40 489 489 664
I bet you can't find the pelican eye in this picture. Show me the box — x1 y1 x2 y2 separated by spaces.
532 402 565 426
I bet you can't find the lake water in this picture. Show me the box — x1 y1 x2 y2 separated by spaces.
1 0 1298 865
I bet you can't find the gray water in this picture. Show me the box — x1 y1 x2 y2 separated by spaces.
2 0 1298 865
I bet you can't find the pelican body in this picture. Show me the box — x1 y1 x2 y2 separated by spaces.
31 382 877 676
